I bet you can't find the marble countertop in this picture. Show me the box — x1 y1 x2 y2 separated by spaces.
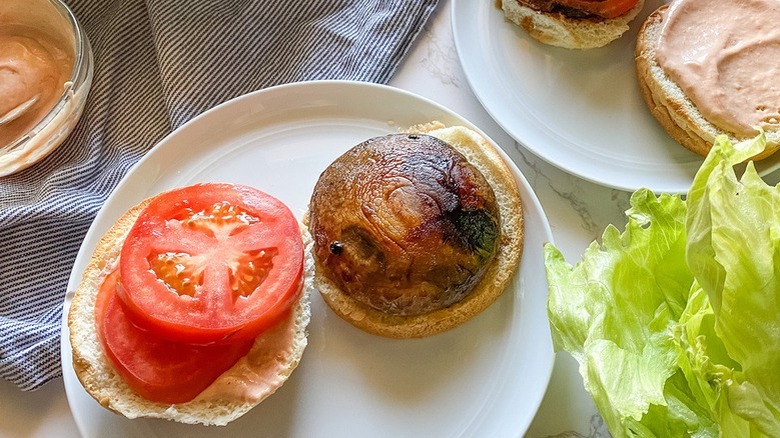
0 1 648 436
391 3 629 437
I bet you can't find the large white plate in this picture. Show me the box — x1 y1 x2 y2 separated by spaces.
451 0 780 193
61 80 555 437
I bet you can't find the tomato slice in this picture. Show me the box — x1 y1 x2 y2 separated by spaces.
95 270 255 404
558 0 639 19
118 183 303 344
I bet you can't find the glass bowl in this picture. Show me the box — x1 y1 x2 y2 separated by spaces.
0 0 94 176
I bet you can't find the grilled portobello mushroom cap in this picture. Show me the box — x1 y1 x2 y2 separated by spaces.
308 133 500 316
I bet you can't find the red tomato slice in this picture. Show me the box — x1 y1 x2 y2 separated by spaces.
118 183 303 344
95 270 255 404
558 0 639 19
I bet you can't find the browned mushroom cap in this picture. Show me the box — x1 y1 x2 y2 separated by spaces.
308 133 500 316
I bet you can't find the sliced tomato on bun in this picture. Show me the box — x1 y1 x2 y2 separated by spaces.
95 270 255 404
117 183 304 345
69 182 310 423
558 0 639 19
502 0 646 49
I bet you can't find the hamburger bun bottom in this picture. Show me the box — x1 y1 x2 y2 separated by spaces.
306 122 524 339
502 0 646 50
635 5 780 159
68 196 312 426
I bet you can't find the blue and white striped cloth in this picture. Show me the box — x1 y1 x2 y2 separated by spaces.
0 0 438 390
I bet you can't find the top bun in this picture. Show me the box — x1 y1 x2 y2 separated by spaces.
306 122 524 339
635 5 780 159
502 0 645 49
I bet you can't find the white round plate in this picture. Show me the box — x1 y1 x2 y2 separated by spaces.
451 0 780 193
61 80 555 438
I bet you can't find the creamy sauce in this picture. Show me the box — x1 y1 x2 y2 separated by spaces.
656 0 780 137
193 308 299 403
0 25 74 147
97 248 303 409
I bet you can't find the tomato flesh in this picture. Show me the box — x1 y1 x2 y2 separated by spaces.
558 0 639 19
118 183 303 344
95 270 255 404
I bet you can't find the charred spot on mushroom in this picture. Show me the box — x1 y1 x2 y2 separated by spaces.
446 208 498 262
329 241 343 255
309 133 500 316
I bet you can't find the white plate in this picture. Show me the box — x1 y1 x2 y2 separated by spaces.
451 0 780 193
61 80 555 437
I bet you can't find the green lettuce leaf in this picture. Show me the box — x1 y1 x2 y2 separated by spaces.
545 190 713 437
545 134 780 437
686 134 780 437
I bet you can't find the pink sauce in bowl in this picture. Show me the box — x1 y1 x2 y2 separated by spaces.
0 0 93 176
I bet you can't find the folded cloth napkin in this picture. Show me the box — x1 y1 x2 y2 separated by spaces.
0 0 438 390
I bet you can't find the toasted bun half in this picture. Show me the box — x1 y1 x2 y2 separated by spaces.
306 122 524 339
502 0 645 49
635 6 780 159
68 195 312 426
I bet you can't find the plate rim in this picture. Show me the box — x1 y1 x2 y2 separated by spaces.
450 0 780 194
449 0 685 193
60 79 556 437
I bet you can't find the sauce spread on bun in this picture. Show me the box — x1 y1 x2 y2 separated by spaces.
69 183 311 425
656 0 780 137
95 184 304 403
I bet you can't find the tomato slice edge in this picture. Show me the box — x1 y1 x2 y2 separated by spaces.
557 0 639 19
117 183 304 344
95 270 255 404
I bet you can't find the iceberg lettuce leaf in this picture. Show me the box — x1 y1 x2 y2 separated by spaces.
686 134 780 436
544 134 780 437
545 190 712 437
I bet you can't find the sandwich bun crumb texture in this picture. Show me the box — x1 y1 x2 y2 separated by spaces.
306 122 524 339
502 0 646 49
68 197 312 426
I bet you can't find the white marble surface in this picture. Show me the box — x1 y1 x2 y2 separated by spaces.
0 1 641 436
391 2 629 437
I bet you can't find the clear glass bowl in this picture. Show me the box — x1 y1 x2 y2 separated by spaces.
0 0 94 176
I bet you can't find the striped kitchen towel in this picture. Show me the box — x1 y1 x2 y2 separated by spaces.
0 0 438 390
